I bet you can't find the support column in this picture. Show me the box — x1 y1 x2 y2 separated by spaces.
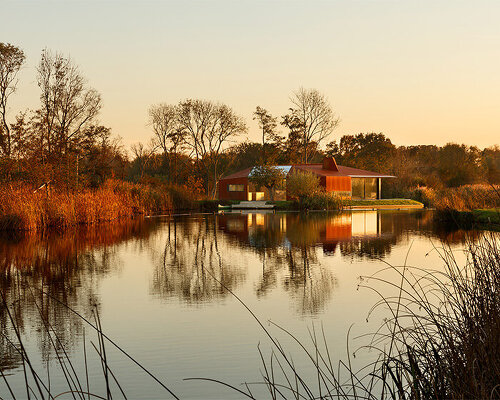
378 178 382 199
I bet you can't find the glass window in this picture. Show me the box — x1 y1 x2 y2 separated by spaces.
351 178 364 199
228 184 245 192
365 178 378 199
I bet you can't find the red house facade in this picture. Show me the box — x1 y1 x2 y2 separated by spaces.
218 157 394 201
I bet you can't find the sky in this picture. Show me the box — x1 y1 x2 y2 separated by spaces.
1 0 499 149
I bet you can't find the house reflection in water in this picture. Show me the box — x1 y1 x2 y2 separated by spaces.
218 211 385 255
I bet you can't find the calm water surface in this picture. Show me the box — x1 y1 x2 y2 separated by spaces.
0 210 479 399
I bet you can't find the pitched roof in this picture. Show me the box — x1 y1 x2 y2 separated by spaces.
293 164 395 178
220 164 394 180
220 167 253 180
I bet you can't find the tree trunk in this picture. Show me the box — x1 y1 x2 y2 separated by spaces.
268 186 275 201
262 129 266 164
212 163 218 199
1 114 11 157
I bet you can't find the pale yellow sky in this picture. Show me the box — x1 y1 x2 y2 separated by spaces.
2 0 499 149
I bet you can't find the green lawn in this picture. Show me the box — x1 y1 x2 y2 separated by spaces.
471 208 500 225
266 198 424 211
349 199 424 207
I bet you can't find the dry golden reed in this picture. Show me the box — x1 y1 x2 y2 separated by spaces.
0 179 174 231
414 184 500 211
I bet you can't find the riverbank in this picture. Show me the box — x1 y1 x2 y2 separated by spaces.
268 198 424 211
0 180 182 231
436 208 500 231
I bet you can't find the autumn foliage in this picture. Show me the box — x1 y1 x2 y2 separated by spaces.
0 180 177 231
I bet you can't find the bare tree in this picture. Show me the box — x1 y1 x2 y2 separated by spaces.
253 106 279 164
177 99 246 197
36 49 101 156
288 88 339 163
131 140 157 180
148 103 185 182
0 43 25 157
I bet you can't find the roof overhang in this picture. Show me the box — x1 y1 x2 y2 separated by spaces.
348 175 396 178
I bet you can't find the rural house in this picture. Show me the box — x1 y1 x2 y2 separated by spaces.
218 157 394 201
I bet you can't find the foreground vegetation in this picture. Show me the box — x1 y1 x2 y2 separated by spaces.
0 180 197 231
206 232 499 399
0 294 180 399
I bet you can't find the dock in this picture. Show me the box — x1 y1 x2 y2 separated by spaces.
230 201 275 210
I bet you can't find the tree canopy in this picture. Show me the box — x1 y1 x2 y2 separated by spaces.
249 165 286 201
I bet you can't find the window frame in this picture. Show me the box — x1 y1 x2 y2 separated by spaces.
227 184 245 192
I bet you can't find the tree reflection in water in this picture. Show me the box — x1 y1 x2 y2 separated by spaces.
216 210 475 314
220 213 341 315
0 210 479 374
283 246 338 315
149 216 247 303
0 219 159 373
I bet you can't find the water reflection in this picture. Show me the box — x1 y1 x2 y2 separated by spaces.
149 217 247 303
219 210 471 257
217 213 341 314
0 210 480 374
0 219 159 373
214 210 475 314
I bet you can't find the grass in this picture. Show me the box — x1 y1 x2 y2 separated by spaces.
438 208 500 231
267 198 423 211
345 233 499 399
349 198 424 207
195 230 500 399
472 208 500 225
0 179 186 231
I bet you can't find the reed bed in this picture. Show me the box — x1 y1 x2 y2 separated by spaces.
195 232 500 399
357 233 500 399
0 180 175 231
411 184 500 211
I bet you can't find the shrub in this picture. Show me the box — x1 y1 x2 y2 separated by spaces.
301 191 344 210
286 170 321 205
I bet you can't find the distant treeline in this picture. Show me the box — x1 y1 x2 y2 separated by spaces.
130 133 499 199
1 42 499 202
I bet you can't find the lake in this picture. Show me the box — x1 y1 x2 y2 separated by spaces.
0 210 479 399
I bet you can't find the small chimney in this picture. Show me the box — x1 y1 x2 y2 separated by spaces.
322 157 339 171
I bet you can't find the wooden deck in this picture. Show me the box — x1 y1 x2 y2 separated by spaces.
231 201 274 209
